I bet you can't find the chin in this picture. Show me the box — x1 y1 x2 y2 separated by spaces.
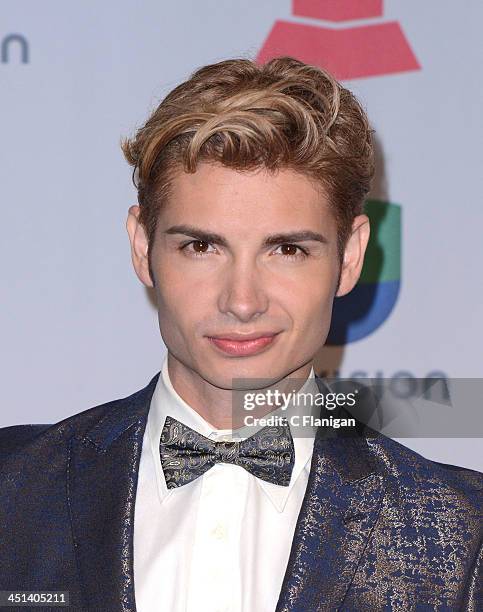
198 356 292 391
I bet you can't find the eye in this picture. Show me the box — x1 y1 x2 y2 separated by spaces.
272 244 308 260
180 240 217 257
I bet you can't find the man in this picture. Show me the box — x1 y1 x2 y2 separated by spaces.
0 57 481 611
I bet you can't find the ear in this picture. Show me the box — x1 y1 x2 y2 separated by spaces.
336 214 370 297
126 205 154 288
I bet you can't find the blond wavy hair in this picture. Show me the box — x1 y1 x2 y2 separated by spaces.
121 56 375 267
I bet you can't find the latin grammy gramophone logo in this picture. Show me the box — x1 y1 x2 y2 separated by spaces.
257 0 420 343
257 0 420 80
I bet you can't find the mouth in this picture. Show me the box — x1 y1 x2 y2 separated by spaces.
206 332 280 357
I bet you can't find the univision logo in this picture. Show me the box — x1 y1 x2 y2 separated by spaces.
257 0 418 343
327 200 401 344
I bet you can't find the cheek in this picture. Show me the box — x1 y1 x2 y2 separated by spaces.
296 291 334 332
154 270 211 335
293 296 335 358
155 290 195 356
282 275 336 349
281 267 336 315
155 261 196 305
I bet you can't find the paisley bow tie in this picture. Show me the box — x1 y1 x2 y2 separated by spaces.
159 415 295 489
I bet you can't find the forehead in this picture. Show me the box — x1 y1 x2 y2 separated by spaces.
161 162 336 232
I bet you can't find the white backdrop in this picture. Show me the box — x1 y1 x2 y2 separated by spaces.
1 1 482 469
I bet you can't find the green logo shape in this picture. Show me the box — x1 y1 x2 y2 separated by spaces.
359 200 401 284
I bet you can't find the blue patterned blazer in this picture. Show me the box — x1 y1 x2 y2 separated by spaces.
0 372 481 611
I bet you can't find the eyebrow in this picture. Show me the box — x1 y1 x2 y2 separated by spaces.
164 225 328 247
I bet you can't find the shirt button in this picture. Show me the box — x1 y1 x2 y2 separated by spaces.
211 524 227 540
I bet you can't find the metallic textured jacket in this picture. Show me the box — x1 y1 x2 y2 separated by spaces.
0 372 481 611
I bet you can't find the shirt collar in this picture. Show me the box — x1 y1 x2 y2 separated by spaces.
147 356 318 512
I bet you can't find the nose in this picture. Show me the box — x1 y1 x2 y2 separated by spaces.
217 260 269 323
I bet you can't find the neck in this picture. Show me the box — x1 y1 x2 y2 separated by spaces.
166 353 314 430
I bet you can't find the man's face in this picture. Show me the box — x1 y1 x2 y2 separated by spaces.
127 162 369 390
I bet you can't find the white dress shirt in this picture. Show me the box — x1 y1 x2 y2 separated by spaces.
133 357 319 612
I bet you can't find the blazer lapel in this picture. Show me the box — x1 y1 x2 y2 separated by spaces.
276 380 386 612
67 372 160 612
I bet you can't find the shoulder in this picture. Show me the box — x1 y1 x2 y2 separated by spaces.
369 432 482 514
0 404 112 464
0 424 51 456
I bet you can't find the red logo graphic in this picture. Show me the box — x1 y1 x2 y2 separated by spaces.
257 0 420 79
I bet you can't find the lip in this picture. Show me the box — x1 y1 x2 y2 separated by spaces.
206 332 280 357
209 331 279 341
